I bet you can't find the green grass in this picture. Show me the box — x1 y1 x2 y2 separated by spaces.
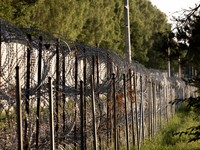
0 109 16 129
140 105 200 150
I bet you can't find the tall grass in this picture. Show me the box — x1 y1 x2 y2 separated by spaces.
140 104 200 150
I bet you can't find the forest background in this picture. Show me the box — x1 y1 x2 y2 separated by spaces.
0 0 181 71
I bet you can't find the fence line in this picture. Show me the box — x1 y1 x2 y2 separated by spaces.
14 69 195 150
0 17 197 150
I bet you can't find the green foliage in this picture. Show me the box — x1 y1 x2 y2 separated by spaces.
146 30 181 71
175 6 200 73
169 9 200 143
172 98 200 143
0 0 38 28
170 69 200 143
140 105 200 149
0 0 171 69
130 0 171 65
171 75 200 143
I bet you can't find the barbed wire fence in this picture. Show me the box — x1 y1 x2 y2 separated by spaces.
0 16 197 150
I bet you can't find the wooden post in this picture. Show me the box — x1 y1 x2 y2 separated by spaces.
139 76 142 146
173 88 175 115
171 86 173 119
91 75 97 150
49 77 55 150
123 74 129 150
16 66 23 150
133 72 139 150
166 86 168 121
160 85 162 131
113 74 117 150
152 82 154 138
172 87 174 118
129 69 135 146
117 126 119 149
148 81 152 140
163 86 166 127
155 83 157 134
151 82 153 139
25 34 31 149
92 55 95 83
56 38 60 136
62 47 66 148
80 81 84 150
96 43 102 150
153 82 156 137
74 48 78 150
139 75 144 145
36 36 42 147
110 57 113 145
83 48 87 149
107 54 111 148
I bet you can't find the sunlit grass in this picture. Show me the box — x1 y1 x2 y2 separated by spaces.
140 104 200 150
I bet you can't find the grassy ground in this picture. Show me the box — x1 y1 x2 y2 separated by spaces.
140 105 200 150
1 102 200 149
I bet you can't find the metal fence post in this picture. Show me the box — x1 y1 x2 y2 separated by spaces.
56 38 60 135
91 75 97 150
96 43 102 150
25 34 31 148
113 74 117 150
74 48 78 150
148 81 152 140
36 36 42 147
138 75 144 149
153 82 157 136
171 86 173 119
107 54 112 148
16 66 23 150
166 86 168 121
163 86 166 127
155 83 157 134
160 85 162 131
129 69 135 146
49 77 55 150
62 44 66 148
83 48 87 149
123 74 129 150
133 72 139 150
80 81 84 150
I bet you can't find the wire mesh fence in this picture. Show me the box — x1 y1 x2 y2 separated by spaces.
0 16 196 150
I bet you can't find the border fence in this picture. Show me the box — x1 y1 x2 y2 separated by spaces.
0 16 197 150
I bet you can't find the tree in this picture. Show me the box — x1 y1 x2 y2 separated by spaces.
0 0 38 28
0 0 171 67
175 4 200 72
171 3 200 142
129 0 171 65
